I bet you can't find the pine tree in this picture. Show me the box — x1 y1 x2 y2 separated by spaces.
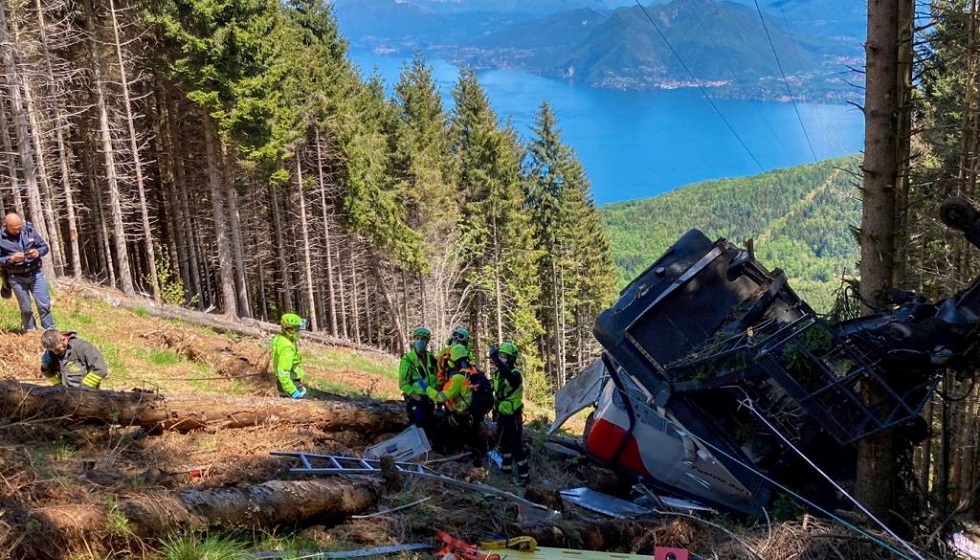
387 52 457 336
525 100 615 387
450 68 543 376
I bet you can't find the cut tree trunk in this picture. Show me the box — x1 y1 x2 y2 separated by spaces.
117 478 379 537
30 479 378 548
0 381 406 434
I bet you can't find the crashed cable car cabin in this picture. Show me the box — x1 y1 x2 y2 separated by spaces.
578 200 980 514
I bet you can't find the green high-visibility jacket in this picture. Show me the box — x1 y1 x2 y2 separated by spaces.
399 349 438 397
493 363 523 416
272 331 305 394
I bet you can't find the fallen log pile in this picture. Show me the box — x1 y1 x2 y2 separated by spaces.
0 380 407 434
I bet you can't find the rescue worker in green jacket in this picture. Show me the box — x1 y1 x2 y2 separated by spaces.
399 326 439 433
489 341 529 483
427 343 491 465
39 328 108 389
273 313 307 399
436 326 472 384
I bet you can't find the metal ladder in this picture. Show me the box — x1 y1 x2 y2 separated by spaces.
270 451 430 476
270 451 559 518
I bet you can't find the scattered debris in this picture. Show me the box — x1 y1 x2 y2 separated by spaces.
273 451 560 520
251 542 434 559
363 425 431 461
351 496 432 519
559 487 652 519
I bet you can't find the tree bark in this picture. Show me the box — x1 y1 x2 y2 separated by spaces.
8 0 63 277
118 479 377 538
223 150 251 317
1 0 50 278
856 0 908 522
0 91 22 214
108 0 158 301
203 112 238 315
34 0 82 279
83 0 134 295
0 380 407 434
296 153 318 330
315 127 338 335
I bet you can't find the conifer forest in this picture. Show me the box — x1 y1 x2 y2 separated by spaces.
6 0 980 537
0 0 615 394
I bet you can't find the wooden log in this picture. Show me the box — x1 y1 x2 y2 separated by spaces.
117 478 380 537
0 380 406 434
145 329 271 383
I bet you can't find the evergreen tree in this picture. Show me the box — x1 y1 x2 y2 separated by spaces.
525 100 615 387
387 52 457 333
449 67 543 373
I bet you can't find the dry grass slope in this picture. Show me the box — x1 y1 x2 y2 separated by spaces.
0 286 922 560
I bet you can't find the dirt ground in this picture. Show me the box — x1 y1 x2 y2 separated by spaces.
0 293 949 560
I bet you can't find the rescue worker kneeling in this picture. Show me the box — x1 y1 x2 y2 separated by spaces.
490 341 529 483
40 328 108 389
426 343 492 466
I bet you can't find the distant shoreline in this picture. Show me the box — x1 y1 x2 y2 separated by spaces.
356 44 862 105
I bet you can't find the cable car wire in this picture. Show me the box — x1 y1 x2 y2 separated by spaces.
752 0 819 162
633 0 765 172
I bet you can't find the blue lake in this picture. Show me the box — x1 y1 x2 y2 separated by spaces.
349 50 865 206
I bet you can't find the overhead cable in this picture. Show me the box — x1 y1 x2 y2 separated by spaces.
752 0 819 161
633 0 765 172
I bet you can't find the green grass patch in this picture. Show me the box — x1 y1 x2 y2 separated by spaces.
148 350 181 366
304 347 397 381
159 533 249 560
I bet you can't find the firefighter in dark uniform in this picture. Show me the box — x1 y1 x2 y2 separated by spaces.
39 329 108 389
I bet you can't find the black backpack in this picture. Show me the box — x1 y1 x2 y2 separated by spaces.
465 368 494 418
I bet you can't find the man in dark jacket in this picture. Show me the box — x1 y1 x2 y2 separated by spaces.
0 213 54 332
40 329 109 389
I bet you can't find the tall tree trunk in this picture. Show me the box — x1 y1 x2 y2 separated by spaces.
1 0 53 280
269 182 292 313
315 128 338 334
369 252 404 350
29 0 79 277
856 0 906 522
295 153 317 329
493 221 503 343
173 114 202 306
108 0 158 300
83 0 134 294
350 244 361 342
20 66 64 275
202 112 238 316
7 0 63 276
338 242 349 339
0 93 23 214
154 80 189 295
93 170 118 288
223 147 251 317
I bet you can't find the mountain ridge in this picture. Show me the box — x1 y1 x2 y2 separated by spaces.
333 0 864 100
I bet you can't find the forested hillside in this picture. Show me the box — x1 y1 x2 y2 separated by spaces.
0 0 614 392
602 157 862 311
